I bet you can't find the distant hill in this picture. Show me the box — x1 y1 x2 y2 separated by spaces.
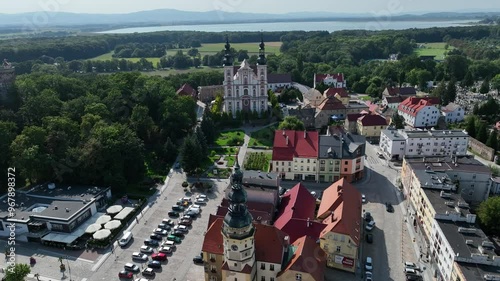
0 9 499 28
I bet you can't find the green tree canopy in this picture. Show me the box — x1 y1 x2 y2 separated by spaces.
5 263 30 281
465 115 478 138
480 78 490 94
486 129 498 151
391 113 405 129
476 122 489 143
478 196 500 235
278 116 305 131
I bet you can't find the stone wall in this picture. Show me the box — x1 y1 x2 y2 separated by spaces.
468 137 495 161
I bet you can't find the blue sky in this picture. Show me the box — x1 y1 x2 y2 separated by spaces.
2 0 499 14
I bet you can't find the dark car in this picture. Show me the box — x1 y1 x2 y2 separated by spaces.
168 211 180 217
178 219 192 226
148 260 162 269
172 230 185 238
172 205 184 212
142 268 155 277
150 233 163 240
118 270 133 279
184 211 198 218
193 254 203 264
386 202 394 213
144 239 159 247
364 212 373 222
158 223 171 230
366 233 373 244
406 274 423 281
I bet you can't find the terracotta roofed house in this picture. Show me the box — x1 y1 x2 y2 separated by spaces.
277 236 327 281
356 114 388 138
397 97 440 128
324 88 349 105
314 73 346 88
176 83 197 100
314 96 346 129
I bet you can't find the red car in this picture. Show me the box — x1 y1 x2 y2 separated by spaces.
118 270 133 279
151 252 167 261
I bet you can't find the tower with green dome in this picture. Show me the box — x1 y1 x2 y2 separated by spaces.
221 161 257 278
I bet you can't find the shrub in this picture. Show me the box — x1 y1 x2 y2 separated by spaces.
210 150 217 157
182 181 189 187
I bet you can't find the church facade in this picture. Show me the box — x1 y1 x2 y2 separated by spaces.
222 38 269 117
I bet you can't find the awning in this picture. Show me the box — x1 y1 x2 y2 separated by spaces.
85 223 102 234
42 233 79 245
96 215 112 224
93 229 111 240
106 205 123 215
114 207 134 221
104 220 121 230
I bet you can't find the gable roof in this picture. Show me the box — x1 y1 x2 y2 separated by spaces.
272 130 319 161
346 113 364 122
357 114 387 126
202 215 224 254
441 102 462 113
324 88 348 98
398 97 440 117
315 73 344 83
274 183 317 227
275 218 327 244
176 83 197 97
317 96 346 111
254 224 289 264
385 87 417 96
303 89 324 103
318 179 362 246
268 73 292 84
279 236 326 281
384 96 405 104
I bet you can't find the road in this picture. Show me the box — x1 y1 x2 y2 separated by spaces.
291 82 311 94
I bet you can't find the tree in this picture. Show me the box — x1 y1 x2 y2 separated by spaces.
479 78 490 94
278 116 305 131
486 129 498 151
491 74 500 93
187 48 199 57
461 70 474 88
432 80 446 102
180 134 203 175
200 115 217 145
476 122 489 143
477 196 500 235
365 83 380 98
465 116 477 138
391 113 405 129
195 127 208 156
444 78 457 105
443 54 469 80
5 263 30 281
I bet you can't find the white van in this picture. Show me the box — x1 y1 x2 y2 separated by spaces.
118 231 133 247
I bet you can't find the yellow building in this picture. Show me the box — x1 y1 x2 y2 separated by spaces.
356 114 388 138
317 179 362 272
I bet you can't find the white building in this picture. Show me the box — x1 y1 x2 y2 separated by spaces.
267 73 292 92
381 96 405 110
314 73 346 88
379 129 469 161
398 97 441 128
441 103 465 123
222 38 268 117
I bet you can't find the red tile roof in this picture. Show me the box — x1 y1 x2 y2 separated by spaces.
272 130 319 161
317 96 346 111
357 114 387 126
347 113 364 122
279 236 326 281
176 83 197 97
275 219 327 244
315 73 344 83
324 88 348 98
254 224 289 264
398 97 440 117
202 215 224 255
317 179 362 246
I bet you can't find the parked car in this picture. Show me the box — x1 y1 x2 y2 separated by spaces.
172 230 185 238
178 219 192 226
142 267 155 277
184 210 198 218
168 211 180 217
181 215 193 221
365 220 376 231
161 240 176 249
167 234 182 243
162 219 175 225
172 205 184 212
174 225 188 233
153 228 168 236
404 261 418 270
365 271 373 281
364 212 373 222
135 278 150 281
187 206 200 214
366 233 373 244
140 246 153 254
386 202 394 213
132 252 148 261
124 263 140 273
365 257 373 271
144 239 159 247
150 233 163 240
157 223 171 230
404 268 418 275
151 252 167 261
362 194 366 203
196 194 207 200
147 260 162 269
195 198 207 205
118 270 133 279
159 246 173 254
193 254 204 264
406 274 423 281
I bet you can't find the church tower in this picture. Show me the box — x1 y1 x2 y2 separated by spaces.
256 34 268 115
223 35 235 116
221 161 256 280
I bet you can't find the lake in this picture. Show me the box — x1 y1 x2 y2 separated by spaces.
98 20 476 34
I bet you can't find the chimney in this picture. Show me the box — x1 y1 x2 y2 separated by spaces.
307 218 310 228
304 130 307 139
282 130 285 136
286 136 289 145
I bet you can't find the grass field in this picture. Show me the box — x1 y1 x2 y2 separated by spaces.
249 125 277 147
414 43 454 59
215 130 245 146
140 67 223 77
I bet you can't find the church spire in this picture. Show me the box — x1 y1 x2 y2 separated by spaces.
223 34 233 66
257 33 267 65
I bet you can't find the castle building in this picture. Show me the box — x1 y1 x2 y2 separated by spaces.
222 36 269 117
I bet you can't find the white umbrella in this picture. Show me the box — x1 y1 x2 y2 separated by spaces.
106 205 123 215
104 220 122 230
96 215 111 225
85 223 102 234
93 229 111 240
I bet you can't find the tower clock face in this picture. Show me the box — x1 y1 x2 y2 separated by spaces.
231 244 238 251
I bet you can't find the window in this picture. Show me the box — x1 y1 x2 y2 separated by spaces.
261 277 265 281
344 161 348 165
344 168 347 172
270 264 274 271
261 263 265 270
336 246 341 252
244 88 249 96
270 278 275 281
296 274 302 280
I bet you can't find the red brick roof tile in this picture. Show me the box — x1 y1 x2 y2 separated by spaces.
254 224 289 264
279 236 326 281
398 97 440 117
272 130 319 161
324 88 348 98
357 114 387 126
315 73 344 83
202 215 224 254
317 97 346 111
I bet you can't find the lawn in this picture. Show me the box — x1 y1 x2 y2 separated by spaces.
249 125 277 147
414 42 454 59
91 51 162 65
244 152 272 172
141 67 223 77
215 130 245 146
169 42 282 56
